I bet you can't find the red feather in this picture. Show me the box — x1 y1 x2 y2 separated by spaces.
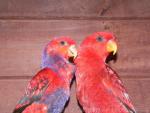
13 37 76 113
75 32 136 113
14 68 67 112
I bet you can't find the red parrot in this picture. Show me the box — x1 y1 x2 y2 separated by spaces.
13 37 77 113
75 32 136 113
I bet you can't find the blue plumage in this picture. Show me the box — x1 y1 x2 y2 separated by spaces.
13 37 76 113
39 88 69 113
41 47 67 73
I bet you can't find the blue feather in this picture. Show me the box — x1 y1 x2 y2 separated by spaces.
39 88 69 113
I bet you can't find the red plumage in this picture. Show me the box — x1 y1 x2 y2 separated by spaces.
75 32 136 113
15 68 64 112
13 37 77 113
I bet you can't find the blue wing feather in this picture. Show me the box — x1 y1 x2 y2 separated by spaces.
40 88 69 113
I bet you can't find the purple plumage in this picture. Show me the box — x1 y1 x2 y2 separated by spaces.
13 37 77 113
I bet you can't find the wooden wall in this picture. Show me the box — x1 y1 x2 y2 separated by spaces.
0 0 150 113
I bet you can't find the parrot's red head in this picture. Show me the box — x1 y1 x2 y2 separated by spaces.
45 37 77 61
81 32 117 61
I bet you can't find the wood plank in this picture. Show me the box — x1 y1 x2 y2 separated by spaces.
0 20 149 77
0 80 82 113
0 0 149 18
0 79 149 113
0 80 28 113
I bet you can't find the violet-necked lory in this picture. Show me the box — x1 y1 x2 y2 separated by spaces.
13 37 77 113
75 32 136 113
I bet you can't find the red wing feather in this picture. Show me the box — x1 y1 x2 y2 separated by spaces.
103 65 136 113
13 68 59 113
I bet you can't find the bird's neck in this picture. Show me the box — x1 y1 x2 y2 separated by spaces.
77 47 106 64
41 51 74 84
75 47 106 78
42 52 67 71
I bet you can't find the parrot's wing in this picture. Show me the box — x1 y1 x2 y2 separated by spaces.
103 65 136 113
13 68 60 113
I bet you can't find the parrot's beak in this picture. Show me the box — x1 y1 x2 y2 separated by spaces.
106 40 117 55
68 45 78 59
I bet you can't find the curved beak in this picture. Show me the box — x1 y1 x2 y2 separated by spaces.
68 45 78 59
106 40 117 55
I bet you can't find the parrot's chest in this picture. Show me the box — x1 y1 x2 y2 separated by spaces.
77 74 104 101
77 79 127 113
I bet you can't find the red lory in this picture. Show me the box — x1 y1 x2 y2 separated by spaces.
75 32 136 113
13 37 77 113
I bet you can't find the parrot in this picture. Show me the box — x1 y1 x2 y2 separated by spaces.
75 32 136 113
13 36 77 113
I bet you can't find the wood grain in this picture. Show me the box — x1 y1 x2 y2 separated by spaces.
0 0 149 19
0 20 149 78
0 79 149 113
0 0 149 113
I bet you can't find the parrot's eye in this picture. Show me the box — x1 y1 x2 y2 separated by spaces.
97 36 105 42
60 41 68 46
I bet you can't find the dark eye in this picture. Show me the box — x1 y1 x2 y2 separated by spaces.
97 36 105 42
60 41 68 46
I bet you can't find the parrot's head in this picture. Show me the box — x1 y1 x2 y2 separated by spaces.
81 32 117 61
45 36 77 62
